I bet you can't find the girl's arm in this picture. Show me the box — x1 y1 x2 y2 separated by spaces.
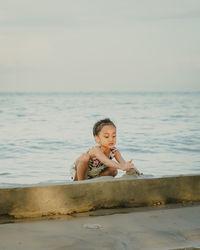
88 146 133 171
115 149 141 174
114 150 126 164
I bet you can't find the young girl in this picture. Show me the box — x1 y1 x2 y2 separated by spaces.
70 118 140 181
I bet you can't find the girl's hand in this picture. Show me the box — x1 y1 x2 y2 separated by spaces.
132 167 140 175
127 167 141 175
120 160 134 171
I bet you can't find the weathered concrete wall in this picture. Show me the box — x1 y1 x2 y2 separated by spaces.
0 175 200 218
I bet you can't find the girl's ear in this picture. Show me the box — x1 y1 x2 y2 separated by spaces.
94 135 100 144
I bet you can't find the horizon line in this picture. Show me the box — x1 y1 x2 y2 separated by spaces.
0 90 200 94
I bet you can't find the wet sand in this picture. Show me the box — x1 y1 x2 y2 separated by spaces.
0 203 200 250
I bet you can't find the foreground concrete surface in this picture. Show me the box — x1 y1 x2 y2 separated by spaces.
0 204 200 250
0 175 200 219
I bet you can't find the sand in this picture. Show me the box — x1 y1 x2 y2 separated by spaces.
0 203 200 250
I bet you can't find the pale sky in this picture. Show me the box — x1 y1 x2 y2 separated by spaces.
0 0 200 92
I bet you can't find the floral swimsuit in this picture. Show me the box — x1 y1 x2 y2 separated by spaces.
70 147 117 180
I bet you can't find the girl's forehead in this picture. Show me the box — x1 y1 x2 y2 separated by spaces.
100 125 116 133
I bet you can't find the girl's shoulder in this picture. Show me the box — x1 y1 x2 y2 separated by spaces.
88 145 100 153
87 145 100 158
88 145 118 159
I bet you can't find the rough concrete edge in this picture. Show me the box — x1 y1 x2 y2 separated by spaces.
0 174 198 190
0 175 199 219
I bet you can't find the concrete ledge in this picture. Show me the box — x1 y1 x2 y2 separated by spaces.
0 175 200 218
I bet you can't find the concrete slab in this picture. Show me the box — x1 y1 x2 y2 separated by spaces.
0 204 200 250
0 175 200 219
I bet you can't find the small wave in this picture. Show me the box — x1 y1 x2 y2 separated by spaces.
16 107 26 111
38 140 66 146
0 155 20 159
175 147 200 153
92 114 101 118
170 115 184 118
16 114 26 117
120 147 156 154
29 145 43 150
0 172 11 176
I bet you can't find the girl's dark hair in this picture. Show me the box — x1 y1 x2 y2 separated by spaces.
93 118 116 136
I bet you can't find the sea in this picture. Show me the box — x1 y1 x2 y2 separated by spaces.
0 92 199 188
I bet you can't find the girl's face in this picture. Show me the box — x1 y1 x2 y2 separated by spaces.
94 125 116 149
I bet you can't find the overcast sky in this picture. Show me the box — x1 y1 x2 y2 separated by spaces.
0 0 200 92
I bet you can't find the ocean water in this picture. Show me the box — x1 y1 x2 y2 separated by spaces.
0 92 199 187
